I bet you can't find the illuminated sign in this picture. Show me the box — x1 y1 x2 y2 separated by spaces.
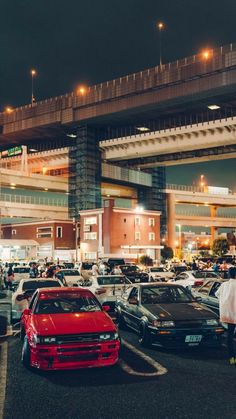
1 146 23 158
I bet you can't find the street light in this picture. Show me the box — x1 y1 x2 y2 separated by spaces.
31 69 36 105
156 21 165 67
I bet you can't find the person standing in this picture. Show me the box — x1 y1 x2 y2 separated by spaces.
216 266 236 365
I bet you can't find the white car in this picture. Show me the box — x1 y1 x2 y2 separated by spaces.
79 274 132 313
13 266 30 282
174 271 221 290
145 266 175 282
55 269 83 286
11 278 63 321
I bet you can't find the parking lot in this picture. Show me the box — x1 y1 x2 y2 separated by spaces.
1 326 236 419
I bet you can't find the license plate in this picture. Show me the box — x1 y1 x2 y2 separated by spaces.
185 335 202 343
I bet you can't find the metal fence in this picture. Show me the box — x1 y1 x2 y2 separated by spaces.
0 193 67 207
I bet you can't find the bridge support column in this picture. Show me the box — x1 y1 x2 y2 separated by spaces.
137 167 166 237
69 126 102 219
210 206 218 244
167 193 175 250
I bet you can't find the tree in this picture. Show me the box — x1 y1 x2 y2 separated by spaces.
161 246 174 260
211 238 229 257
139 254 153 267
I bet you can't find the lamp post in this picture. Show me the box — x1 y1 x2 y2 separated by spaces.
31 69 36 105
156 21 164 67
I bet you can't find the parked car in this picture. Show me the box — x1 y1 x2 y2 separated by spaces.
20 287 120 370
191 278 227 316
75 262 94 279
115 283 224 348
13 266 30 283
55 269 83 286
12 278 63 321
145 266 175 282
119 265 149 283
174 271 221 290
79 274 132 313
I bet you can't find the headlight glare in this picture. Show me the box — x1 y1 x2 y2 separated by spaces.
153 320 175 328
206 319 218 326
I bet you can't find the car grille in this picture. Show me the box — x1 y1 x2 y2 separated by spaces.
175 320 203 329
55 333 101 344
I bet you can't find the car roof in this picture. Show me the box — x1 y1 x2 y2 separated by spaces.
131 282 184 288
37 287 92 294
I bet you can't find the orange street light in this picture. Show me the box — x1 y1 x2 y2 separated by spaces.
77 85 87 96
5 107 13 114
156 21 165 67
202 49 211 60
31 69 37 105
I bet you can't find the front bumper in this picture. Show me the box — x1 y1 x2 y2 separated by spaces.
29 340 120 370
148 326 225 349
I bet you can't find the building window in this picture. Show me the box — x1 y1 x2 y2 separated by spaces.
56 226 63 238
37 226 53 238
84 252 97 260
124 234 127 239
149 232 155 241
135 231 141 240
12 229 16 235
84 217 97 225
124 218 126 223
84 232 97 240
135 217 140 226
149 218 155 226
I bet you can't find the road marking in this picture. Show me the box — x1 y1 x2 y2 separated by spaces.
0 342 8 419
119 339 167 377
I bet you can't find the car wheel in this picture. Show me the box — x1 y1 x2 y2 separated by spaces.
20 325 25 342
22 337 32 369
138 323 151 347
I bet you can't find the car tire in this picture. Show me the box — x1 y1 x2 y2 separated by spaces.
138 323 151 347
22 337 32 369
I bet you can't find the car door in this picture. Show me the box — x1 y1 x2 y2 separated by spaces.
122 287 140 330
195 281 215 310
206 282 221 314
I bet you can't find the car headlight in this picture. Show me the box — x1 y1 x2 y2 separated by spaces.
40 336 57 344
205 319 218 326
99 332 119 341
152 320 175 328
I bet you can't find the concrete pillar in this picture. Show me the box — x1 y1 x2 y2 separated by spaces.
210 206 218 244
167 193 175 250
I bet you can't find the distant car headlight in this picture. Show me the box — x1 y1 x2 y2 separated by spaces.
205 319 218 326
152 320 175 328
99 332 119 341
40 336 57 344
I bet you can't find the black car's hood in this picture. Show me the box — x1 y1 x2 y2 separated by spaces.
143 302 217 320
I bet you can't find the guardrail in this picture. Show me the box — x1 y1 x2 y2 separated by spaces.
0 193 67 207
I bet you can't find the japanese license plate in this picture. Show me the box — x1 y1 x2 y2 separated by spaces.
185 335 202 343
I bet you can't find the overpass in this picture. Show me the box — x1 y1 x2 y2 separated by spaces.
166 184 236 249
1 42 236 234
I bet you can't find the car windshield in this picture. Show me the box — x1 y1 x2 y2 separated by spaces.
97 276 130 285
193 272 217 279
150 268 164 272
35 294 101 314
120 266 140 273
60 270 80 276
141 286 193 304
14 267 30 273
22 280 61 291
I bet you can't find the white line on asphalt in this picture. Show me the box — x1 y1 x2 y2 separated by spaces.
119 339 167 377
0 342 8 419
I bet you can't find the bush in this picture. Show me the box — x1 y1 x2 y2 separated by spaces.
161 246 174 260
211 238 229 257
139 255 153 266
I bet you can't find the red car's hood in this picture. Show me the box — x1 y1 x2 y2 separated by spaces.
31 312 116 335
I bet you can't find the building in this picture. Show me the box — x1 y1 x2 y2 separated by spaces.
79 199 162 263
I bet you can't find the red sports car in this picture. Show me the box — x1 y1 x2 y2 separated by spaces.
20 287 120 370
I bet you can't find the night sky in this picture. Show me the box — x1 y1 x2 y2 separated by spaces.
1 0 236 188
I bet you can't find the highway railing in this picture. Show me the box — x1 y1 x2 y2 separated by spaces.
0 193 67 207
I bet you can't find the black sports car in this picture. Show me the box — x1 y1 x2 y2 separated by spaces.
118 265 149 283
115 283 224 348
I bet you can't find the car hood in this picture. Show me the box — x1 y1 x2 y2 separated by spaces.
142 302 217 320
32 311 115 335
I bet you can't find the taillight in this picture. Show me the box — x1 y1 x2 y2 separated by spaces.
95 287 107 295
194 280 203 287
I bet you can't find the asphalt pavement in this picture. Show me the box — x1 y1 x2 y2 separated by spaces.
1 329 236 419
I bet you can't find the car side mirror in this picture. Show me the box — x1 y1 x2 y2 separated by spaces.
22 308 31 316
129 298 138 305
16 294 26 302
102 305 110 312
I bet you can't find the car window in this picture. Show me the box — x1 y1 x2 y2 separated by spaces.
35 294 101 314
129 287 139 300
97 276 129 285
60 270 80 276
197 281 214 295
150 268 164 272
22 280 61 291
209 282 221 297
29 292 38 309
176 273 187 280
14 267 30 274
141 286 193 304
